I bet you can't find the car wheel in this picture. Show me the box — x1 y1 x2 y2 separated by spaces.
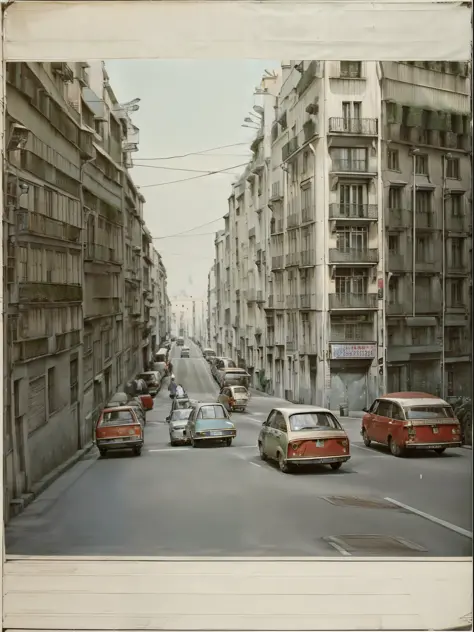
362 427 371 447
330 462 343 471
434 447 446 455
99 449 107 458
170 439 175 446
133 447 142 457
225 438 232 447
278 452 291 473
258 442 267 461
388 436 403 457
191 437 198 448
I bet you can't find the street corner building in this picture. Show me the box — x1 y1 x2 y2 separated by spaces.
208 61 472 413
2 61 171 522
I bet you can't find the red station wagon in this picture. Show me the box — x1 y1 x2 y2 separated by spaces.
361 392 462 457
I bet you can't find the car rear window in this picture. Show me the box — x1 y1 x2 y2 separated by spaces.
405 405 454 419
233 387 247 394
99 411 136 426
198 405 226 419
289 412 341 431
171 409 191 420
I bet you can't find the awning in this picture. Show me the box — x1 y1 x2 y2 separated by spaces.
405 316 437 327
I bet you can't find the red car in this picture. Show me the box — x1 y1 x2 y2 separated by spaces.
139 393 154 411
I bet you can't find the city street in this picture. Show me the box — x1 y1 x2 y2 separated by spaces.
6 341 472 558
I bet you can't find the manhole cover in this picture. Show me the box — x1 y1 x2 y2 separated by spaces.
324 534 427 555
322 496 406 510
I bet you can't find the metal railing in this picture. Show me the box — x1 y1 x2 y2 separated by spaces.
328 293 378 309
299 293 316 309
285 252 300 267
271 255 284 270
287 213 299 229
329 203 377 220
329 118 378 135
329 248 378 264
332 158 369 173
300 250 316 266
16 211 81 243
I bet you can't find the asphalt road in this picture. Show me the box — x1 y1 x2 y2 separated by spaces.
6 340 472 557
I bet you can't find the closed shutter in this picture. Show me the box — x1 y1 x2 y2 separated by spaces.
28 376 46 434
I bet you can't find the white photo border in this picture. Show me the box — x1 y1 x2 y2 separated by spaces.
0 1 472 630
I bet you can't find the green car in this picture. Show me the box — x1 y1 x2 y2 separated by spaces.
184 403 236 447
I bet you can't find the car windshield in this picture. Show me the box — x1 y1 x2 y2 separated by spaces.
175 399 191 409
137 373 157 383
233 387 247 394
99 411 136 426
405 405 454 419
198 405 227 419
171 409 191 421
289 412 341 431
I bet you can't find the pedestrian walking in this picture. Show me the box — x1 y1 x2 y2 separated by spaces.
168 377 178 399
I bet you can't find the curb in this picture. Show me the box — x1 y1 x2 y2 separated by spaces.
9 441 95 519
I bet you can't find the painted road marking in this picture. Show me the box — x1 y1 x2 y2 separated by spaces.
385 497 473 539
326 541 352 556
148 445 257 453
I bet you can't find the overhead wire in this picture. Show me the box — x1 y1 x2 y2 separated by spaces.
139 162 247 188
134 142 250 161
133 163 243 176
152 216 225 240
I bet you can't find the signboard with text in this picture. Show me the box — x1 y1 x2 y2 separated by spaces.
330 344 377 360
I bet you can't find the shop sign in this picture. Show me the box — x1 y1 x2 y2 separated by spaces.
330 344 376 359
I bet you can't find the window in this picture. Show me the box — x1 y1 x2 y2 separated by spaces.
415 154 428 175
388 235 399 254
415 235 430 262
70 357 78 404
415 190 432 214
387 149 399 171
197 405 227 419
302 150 309 173
340 61 362 78
342 101 361 125
451 238 464 268
412 327 434 345
447 193 463 217
334 268 368 295
47 367 56 414
388 187 402 209
18 245 28 282
388 276 399 304
446 157 460 179
332 147 367 172
339 184 364 215
449 279 463 306
336 227 368 252
376 400 393 418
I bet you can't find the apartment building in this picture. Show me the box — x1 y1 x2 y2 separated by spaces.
151 248 170 348
209 60 471 412
207 265 217 348
3 61 169 520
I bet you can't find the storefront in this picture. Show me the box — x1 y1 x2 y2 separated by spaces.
328 343 377 412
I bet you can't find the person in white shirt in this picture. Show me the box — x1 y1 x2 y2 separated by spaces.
176 384 185 398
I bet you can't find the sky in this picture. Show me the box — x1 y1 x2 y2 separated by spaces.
105 60 279 298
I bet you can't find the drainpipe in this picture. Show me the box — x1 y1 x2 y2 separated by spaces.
410 148 420 317
308 141 326 405
441 152 451 399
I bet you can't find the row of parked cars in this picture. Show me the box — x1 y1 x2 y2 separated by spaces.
168 400 237 448
94 373 159 458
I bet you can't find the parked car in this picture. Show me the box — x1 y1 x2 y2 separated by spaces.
136 371 161 396
258 407 351 473
184 402 236 447
95 406 144 457
169 409 193 446
218 385 249 412
138 392 154 411
166 396 193 421
107 392 128 407
361 391 462 457
181 346 190 358
126 397 147 426
176 336 184 346
203 348 216 363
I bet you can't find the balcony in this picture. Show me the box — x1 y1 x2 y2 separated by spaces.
18 282 82 304
329 248 378 264
282 137 299 161
249 227 256 239
270 182 283 201
13 336 49 363
331 159 371 174
54 329 81 354
286 252 299 267
85 244 121 264
256 290 265 303
329 293 378 309
330 326 374 343
416 212 437 230
328 118 378 136
286 295 298 309
446 215 470 233
255 250 262 266
79 130 95 160
300 250 316 267
16 211 81 243
415 259 441 274
246 289 257 303
388 253 406 271
300 294 316 309
286 338 297 352
301 208 314 224
87 297 120 317
287 213 299 229
271 218 284 234
329 203 377 221
299 341 318 355
387 208 409 230
266 295 275 309
51 62 74 82
266 333 275 346
296 60 320 95
271 255 284 270
303 119 318 142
